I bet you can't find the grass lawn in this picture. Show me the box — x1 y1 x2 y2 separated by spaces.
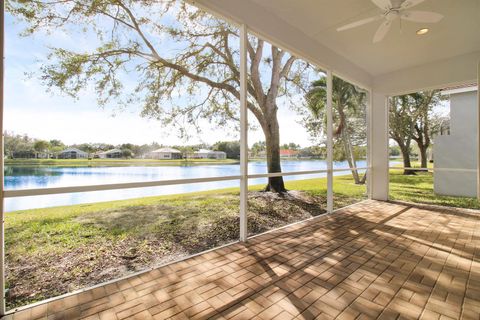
5 158 239 167
5 170 478 309
389 170 480 209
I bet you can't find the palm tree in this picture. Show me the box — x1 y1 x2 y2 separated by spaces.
305 77 367 184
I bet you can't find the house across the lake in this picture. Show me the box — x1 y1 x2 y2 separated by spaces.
280 149 299 158
58 148 88 159
11 151 51 159
434 85 478 197
148 148 183 160
95 148 123 159
256 149 299 159
188 149 227 159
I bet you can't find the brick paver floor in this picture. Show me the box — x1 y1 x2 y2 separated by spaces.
4 200 480 319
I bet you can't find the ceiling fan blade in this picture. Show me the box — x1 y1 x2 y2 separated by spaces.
371 0 392 10
400 0 426 10
373 20 392 43
401 10 444 23
337 15 383 31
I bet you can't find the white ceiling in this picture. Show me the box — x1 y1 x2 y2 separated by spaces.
249 0 480 76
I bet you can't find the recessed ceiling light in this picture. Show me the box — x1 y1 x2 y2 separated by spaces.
416 28 429 35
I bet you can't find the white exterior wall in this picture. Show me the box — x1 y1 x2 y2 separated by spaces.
434 91 478 197
150 152 174 159
192 152 209 159
192 151 226 159
213 152 227 160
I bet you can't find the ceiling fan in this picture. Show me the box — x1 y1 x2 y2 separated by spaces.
336 0 443 43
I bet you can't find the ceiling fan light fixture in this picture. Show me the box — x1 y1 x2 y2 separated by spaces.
416 28 429 35
337 0 442 43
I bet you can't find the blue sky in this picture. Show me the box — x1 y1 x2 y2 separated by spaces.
4 7 315 148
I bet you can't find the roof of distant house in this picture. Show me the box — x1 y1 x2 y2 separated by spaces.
151 147 182 153
61 147 88 154
97 148 122 155
194 149 226 154
280 149 298 156
195 149 213 153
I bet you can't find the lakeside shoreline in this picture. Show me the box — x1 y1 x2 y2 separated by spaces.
4 158 240 167
4 157 353 167
3 159 369 211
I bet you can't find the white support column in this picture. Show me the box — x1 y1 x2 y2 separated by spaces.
326 71 333 213
0 0 5 314
477 60 480 200
371 92 389 201
239 24 248 241
366 90 373 199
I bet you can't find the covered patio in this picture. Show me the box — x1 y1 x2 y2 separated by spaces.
4 200 479 319
1 0 479 318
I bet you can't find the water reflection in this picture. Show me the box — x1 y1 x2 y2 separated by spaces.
5 160 367 211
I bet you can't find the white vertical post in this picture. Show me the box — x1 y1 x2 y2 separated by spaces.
0 0 5 314
366 89 373 199
371 92 389 201
326 71 333 213
239 24 248 241
477 60 480 200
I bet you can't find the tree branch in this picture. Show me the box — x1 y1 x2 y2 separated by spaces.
249 39 266 109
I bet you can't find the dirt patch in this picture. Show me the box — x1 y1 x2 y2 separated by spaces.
6 191 327 309
247 191 326 234
6 238 187 307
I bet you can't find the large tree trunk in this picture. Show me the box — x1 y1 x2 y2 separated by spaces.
399 144 415 175
263 111 286 193
418 144 428 172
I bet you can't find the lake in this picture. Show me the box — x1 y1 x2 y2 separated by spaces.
4 160 367 211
